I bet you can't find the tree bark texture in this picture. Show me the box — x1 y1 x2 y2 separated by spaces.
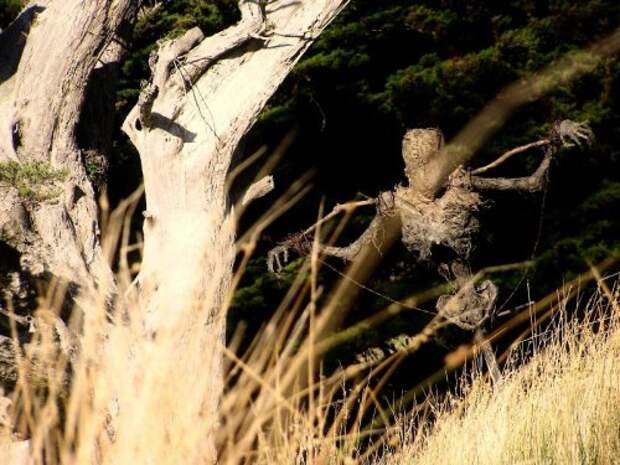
0 1 136 296
1 0 349 462
118 0 349 433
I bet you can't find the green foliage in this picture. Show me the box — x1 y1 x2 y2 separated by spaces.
82 149 108 190
0 161 67 201
226 0 620 352
227 257 304 339
0 0 25 28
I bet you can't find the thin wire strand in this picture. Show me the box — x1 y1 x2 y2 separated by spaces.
498 160 550 312
318 259 438 316
173 58 221 142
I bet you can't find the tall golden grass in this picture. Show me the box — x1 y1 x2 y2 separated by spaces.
2 167 619 465
2 26 620 465
383 281 620 465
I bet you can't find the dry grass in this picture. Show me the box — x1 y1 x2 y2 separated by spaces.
1 151 619 465
0 149 390 465
383 284 620 465
3 183 619 465
3 22 620 465
1 141 619 465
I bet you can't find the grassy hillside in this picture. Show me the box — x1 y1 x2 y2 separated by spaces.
383 285 620 465
1 4 619 463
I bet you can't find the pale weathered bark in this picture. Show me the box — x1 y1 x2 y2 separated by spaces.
117 0 349 440
0 6 135 459
2 0 350 461
0 13 139 461
0 5 138 434
0 1 136 295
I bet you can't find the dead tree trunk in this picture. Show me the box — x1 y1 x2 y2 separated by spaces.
1 0 349 461
0 1 137 294
0 0 139 395
0 1 138 461
118 0 347 427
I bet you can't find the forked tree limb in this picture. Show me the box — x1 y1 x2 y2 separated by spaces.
116 2 351 461
181 0 266 85
121 0 352 328
127 1 265 138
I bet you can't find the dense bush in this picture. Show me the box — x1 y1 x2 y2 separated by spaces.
2 0 619 364
229 0 620 359
0 0 23 28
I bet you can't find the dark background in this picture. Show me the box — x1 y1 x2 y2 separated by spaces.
2 0 619 380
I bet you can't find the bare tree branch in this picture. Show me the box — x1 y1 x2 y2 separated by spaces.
267 197 380 272
471 139 550 175
470 150 553 191
154 27 205 89
181 0 266 85
469 119 594 192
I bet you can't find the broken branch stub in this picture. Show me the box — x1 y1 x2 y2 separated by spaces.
241 175 274 206
154 28 205 90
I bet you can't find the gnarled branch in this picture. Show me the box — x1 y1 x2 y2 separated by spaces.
267 197 381 272
181 1 265 85
470 150 553 192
